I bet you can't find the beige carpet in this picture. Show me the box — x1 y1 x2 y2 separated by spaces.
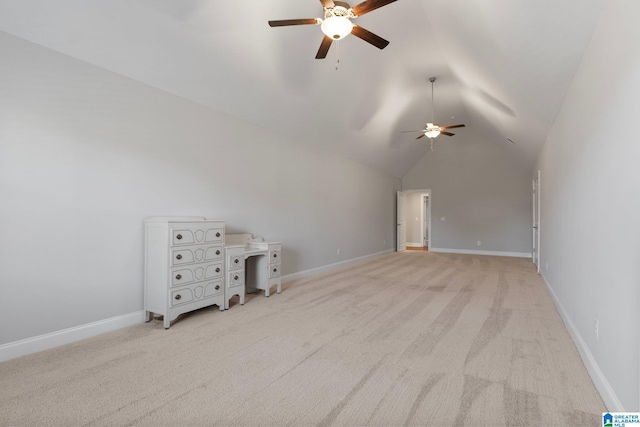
0 252 605 426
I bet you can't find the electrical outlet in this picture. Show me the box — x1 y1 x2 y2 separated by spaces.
545 262 549 271
477 240 481 246
383 240 386 246
337 248 340 256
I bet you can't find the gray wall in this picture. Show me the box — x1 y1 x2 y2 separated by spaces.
403 132 531 255
0 33 401 345
533 0 640 411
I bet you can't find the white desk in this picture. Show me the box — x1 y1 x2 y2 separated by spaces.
224 234 281 309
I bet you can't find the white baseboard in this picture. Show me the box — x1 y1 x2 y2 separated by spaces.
430 247 532 258
406 242 423 247
0 250 396 363
0 311 146 363
281 249 394 284
540 273 624 412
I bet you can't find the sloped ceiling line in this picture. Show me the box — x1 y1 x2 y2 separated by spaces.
0 0 607 177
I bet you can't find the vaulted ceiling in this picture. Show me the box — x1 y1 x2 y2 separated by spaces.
0 0 607 177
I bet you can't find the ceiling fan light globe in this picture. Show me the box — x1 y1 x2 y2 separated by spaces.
321 16 353 40
425 129 440 138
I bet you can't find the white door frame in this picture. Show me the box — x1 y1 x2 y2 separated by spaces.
532 170 541 273
537 170 541 273
422 193 431 248
397 191 407 252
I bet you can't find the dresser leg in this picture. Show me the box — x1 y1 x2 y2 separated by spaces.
145 311 152 322
277 283 281 294
163 317 170 329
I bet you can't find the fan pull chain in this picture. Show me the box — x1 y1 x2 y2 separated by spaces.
430 140 434 151
335 40 340 70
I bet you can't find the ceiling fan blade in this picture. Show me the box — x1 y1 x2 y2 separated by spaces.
351 25 389 49
352 0 397 16
268 19 319 27
440 131 455 136
319 0 335 7
316 36 333 59
441 124 465 130
416 134 426 140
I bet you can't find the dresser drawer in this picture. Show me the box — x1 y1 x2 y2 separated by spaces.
269 263 281 278
228 270 244 288
269 249 281 264
171 262 223 286
171 245 223 266
228 254 243 271
171 280 223 307
171 225 224 246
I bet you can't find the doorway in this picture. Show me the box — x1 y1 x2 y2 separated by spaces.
398 189 431 252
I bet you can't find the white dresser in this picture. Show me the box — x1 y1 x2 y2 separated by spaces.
144 217 226 328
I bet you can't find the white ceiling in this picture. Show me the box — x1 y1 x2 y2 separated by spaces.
0 0 607 177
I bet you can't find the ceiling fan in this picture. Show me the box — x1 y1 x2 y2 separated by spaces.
402 77 465 150
268 0 397 59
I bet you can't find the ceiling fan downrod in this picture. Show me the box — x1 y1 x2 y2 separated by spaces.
399 76 466 144
430 77 436 124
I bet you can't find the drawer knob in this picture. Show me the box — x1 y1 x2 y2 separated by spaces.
234 258 239 264
175 274 182 280
176 234 183 240
234 275 239 280
215 267 220 273
216 232 221 238
216 250 220 255
175 294 182 300
273 268 277 273
215 285 220 290
176 254 182 260
273 253 278 258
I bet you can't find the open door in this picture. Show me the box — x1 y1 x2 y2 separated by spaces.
423 194 430 248
397 191 406 252
532 171 540 272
